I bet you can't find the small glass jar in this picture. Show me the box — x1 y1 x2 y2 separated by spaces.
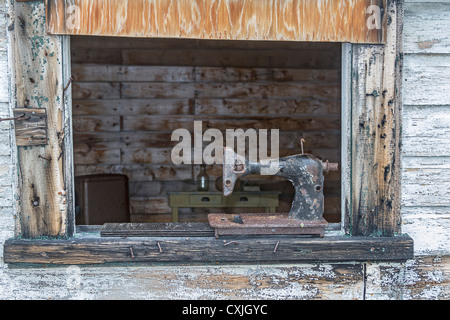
197 164 209 191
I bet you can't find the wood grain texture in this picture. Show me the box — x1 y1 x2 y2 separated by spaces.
13 108 47 146
10 1 69 238
46 0 386 43
349 0 402 236
400 1 450 255
366 256 450 300
3 234 414 265
403 2 450 54
403 55 450 106
402 106 450 157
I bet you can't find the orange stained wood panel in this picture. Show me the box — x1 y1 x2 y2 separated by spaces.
45 0 386 43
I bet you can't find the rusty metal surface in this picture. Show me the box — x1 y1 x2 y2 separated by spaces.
217 148 338 236
208 214 328 237
45 0 386 43
223 148 338 221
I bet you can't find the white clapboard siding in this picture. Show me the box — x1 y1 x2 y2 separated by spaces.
403 2 450 54
402 169 450 206
402 106 450 156
403 55 450 106
402 211 450 255
401 1 450 255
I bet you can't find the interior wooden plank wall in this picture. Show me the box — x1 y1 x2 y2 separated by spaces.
71 37 341 223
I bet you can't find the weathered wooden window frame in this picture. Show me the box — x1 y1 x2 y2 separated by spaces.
3 0 413 265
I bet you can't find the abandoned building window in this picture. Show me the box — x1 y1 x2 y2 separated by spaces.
70 37 342 236
3 0 416 266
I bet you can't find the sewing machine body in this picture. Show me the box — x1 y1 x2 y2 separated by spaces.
208 148 338 237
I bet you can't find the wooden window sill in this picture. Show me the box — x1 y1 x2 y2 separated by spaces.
3 223 414 265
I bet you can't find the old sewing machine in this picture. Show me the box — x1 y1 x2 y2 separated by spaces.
208 148 338 238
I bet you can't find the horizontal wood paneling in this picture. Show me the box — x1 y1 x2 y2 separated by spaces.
72 82 120 100
75 164 341 183
402 169 450 207
70 36 339 50
195 99 340 115
73 98 194 116
402 106 450 157
121 48 342 68
401 1 450 254
120 116 340 133
72 37 341 223
403 55 450 106
73 131 340 150
120 82 340 100
72 65 196 82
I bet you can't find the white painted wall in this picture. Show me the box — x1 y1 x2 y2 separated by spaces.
0 0 448 300
401 0 450 255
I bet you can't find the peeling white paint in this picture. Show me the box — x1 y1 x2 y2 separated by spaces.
0 0 449 300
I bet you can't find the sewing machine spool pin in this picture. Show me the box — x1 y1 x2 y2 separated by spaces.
208 148 339 238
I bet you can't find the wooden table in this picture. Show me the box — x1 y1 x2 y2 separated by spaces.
168 191 280 222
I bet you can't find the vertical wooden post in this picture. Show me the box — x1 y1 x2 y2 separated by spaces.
349 0 403 236
9 0 72 238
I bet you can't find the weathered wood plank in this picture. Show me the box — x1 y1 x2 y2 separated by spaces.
73 64 340 83
349 0 402 236
402 156 450 170
0 259 366 299
72 82 120 100
195 67 340 83
121 83 197 99
73 131 341 151
365 256 450 300
3 234 414 265
10 1 69 238
403 55 450 106
120 148 173 165
73 98 194 116
122 116 340 132
73 132 175 149
403 2 450 54
401 169 450 207
402 210 450 255
73 146 121 165
122 48 342 69
195 98 340 115
71 47 122 64
13 108 47 146
402 106 450 157
121 82 340 100
75 164 196 181
72 64 196 82
73 97 340 118
72 116 120 132
101 222 216 237
46 0 386 43
70 35 339 51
